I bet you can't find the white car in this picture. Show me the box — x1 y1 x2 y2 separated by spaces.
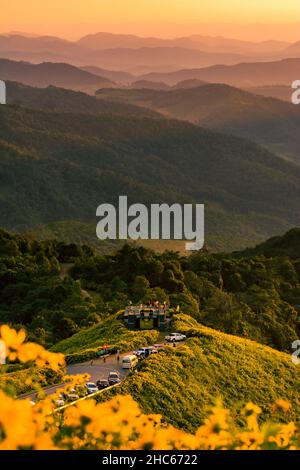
55 399 65 407
133 347 148 357
66 393 79 402
146 346 158 354
86 382 98 394
165 332 186 343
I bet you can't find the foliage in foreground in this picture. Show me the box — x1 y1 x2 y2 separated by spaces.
0 365 64 397
0 390 298 450
0 325 299 450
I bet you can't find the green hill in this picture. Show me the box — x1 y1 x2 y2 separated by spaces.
26 221 124 255
6 81 161 119
0 58 113 92
239 227 300 259
104 314 300 431
1 104 300 250
51 312 159 362
96 84 300 163
1 227 300 353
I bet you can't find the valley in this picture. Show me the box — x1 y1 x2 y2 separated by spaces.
1 21 300 451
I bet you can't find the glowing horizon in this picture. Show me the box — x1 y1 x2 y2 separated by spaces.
1 0 300 41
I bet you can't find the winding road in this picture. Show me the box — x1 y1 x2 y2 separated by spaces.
19 351 130 401
19 337 183 402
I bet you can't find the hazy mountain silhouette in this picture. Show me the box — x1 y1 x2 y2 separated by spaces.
0 58 114 92
129 80 170 90
172 79 207 90
80 66 135 84
96 83 300 163
6 81 161 119
77 32 289 56
283 41 300 57
139 58 300 86
0 32 290 73
76 47 252 71
245 85 293 102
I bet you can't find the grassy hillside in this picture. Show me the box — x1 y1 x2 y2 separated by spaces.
97 84 300 163
51 313 159 362
104 314 300 432
1 104 300 250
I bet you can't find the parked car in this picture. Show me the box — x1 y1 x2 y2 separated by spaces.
153 343 164 350
108 371 121 385
133 347 148 358
165 332 186 342
96 379 110 390
86 382 98 394
122 354 138 369
146 346 158 355
55 399 65 407
66 393 79 402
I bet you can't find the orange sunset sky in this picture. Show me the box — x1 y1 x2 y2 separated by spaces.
1 0 300 41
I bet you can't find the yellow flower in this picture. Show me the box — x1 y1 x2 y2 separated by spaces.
0 325 26 350
0 325 65 370
244 403 262 415
0 327 298 451
273 399 291 413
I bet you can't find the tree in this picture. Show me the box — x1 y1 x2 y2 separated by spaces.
132 276 150 302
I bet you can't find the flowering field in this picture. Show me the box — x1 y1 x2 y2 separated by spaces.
101 314 300 431
51 312 159 362
0 323 299 450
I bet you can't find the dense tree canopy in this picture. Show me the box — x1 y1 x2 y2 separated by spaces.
0 228 299 351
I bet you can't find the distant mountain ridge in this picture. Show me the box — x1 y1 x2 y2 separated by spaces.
0 32 298 74
96 83 300 163
1 103 300 250
139 58 300 86
0 58 114 92
1 32 290 55
6 81 161 119
80 65 135 84
245 85 293 102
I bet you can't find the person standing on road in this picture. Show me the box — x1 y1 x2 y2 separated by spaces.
90 359 94 366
